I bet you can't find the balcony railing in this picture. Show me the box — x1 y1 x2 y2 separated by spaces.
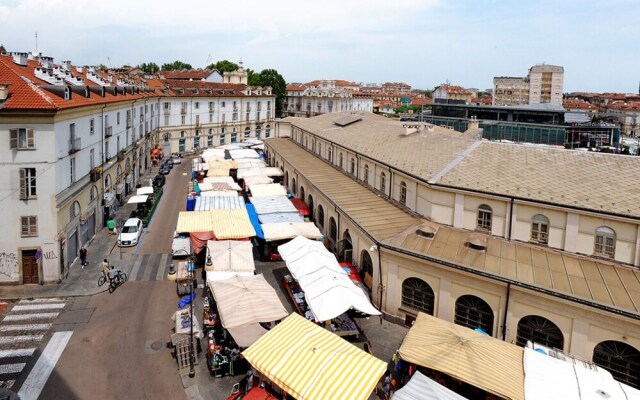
69 137 81 154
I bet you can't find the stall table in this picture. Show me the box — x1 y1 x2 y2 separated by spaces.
281 274 360 338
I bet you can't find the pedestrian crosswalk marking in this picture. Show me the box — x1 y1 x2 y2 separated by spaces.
0 324 52 332
11 303 65 311
3 312 59 321
0 363 26 374
0 348 36 358
0 335 44 345
17 298 65 304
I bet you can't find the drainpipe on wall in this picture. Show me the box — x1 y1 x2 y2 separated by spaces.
502 282 511 340
507 198 514 241
376 243 384 324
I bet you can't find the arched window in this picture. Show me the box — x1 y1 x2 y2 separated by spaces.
516 315 564 350
317 205 325 229
329 217 337 246
401 278 435 315
327 147 332 162
454 295 494 335
317 143 321 155
117 165 122 177
360 250 373 288
531 214 549 244
477 204 492 231
380 172 386 192
300 186 305 200
69 201 81 222
292 178 297 195
399 181 407 205
593 341 640 388
594 226 616 258
256 125 262 139
284 171 289 188
364 165 369 183
350 158 355 175
244 126 251 139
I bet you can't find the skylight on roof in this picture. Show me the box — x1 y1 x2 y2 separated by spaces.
334 115 362 127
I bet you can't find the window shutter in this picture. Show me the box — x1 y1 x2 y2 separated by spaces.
19 169 27 200
29 216 37 236
21 217 29 236
10 129 18 149
27 129 34 148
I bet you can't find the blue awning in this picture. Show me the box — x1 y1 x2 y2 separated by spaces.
245 203 264 240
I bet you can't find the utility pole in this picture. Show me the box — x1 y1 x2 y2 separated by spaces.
35 32 38 51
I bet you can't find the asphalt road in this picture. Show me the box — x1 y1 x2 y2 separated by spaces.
39 157 193 400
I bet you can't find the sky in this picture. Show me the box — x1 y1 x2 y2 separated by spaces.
1 0 639 93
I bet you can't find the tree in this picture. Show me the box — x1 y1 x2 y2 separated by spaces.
246 68 261 86
161 60 192 71
139 62 159 74
206 60 238 73
256 69 286 117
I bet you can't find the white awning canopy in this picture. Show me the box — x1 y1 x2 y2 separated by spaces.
136 186 154 196
127 195 148 204
262 222 323 242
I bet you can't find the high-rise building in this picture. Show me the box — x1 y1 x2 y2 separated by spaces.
493 64 564 106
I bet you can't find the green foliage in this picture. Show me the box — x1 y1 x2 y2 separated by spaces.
256 69 286 117
206 60 238 73
395 105 423 114
161 60 193 71
139 62 159 74
142 187 163 227
247 68 261 86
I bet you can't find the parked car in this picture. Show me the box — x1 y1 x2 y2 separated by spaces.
164 159 174 169
159 164 171 175
171 154 182 164
152 174 166 187
117 218 143 247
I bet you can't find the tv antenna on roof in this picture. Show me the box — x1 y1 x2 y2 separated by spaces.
107 57 112 68
35 32 38 51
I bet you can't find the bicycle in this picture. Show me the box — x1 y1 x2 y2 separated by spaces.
108 270 128 293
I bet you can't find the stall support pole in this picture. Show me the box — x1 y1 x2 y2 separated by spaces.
189 265 196 378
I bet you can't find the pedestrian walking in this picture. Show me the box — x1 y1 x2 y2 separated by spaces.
107 219 117 235
79 247 87 269
102 259 110 281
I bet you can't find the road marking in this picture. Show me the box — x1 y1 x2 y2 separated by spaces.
3 312 59 321
18 298 65 304
0 323 52 332
0 348 36 358
11 303 66 311
0 335 44 345
18 331 73 400
156 254 169 280
0 363 26 374
129 255 143 281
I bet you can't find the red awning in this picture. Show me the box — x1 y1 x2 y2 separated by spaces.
289 198 310 216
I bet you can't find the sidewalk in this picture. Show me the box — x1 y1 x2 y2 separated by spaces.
0 167 160 301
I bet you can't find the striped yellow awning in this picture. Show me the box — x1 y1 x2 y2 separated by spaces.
177 209 255 238
242 313 386 400
399 313 525 400
210 208 256 239
206 160 238 177
176 211 214 233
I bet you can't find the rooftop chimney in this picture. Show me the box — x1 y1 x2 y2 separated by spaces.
0 84 9 101
11 52 28 66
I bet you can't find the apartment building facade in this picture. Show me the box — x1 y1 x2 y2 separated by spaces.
0 51 274 285
493 64 564 106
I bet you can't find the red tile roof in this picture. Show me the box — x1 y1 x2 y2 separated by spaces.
286 84 306 91
0 54 150 111
563 98 595 110
304 79 358 87
435 84 475 95
162 70 213 80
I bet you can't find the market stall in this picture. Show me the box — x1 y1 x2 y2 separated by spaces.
242 313 387 400
290 198 311 217
236 167 283 180
398 312 525 400
249 196 297 215
247 183 287 198
229 148 260 159
205 240 255 281
257 213 304 224
261 222 323 242
193 195 245 211
392 371 469 400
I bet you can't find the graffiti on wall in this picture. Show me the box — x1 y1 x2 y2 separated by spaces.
0 252 19 279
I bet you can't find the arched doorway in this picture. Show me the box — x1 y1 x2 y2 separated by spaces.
593 341 640 388
292 178 297 195
328 217 337 253
360 250 373 291
454 295 494 335
307 195 314 220
338 229 353 263
516 315 564 350
300 186 305 200
317 205 325 231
